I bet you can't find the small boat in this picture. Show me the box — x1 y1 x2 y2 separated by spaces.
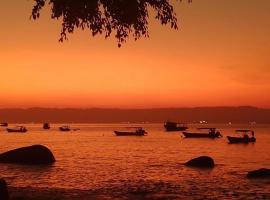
227 130 256 144
43 123 50 129
6 126 27 133
182 128 222 138
114 127 147 136
0 122 8 127
59 125 71 132
164 121 188 131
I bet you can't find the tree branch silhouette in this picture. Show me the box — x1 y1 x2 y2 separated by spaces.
32 0 191 47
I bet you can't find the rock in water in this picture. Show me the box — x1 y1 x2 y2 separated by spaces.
0 179 9 200
0 145 55 165
185 156 215 168
247 168 270 179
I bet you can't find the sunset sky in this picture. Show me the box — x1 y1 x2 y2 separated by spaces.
0 0 270 108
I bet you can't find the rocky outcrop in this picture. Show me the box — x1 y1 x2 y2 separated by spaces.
185 156 215 168
247 168 270 179
0 145 55 165
0 179 9 200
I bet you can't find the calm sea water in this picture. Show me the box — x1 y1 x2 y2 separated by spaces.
0 123 270 199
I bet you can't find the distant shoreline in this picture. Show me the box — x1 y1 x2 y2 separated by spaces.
1 106 270 123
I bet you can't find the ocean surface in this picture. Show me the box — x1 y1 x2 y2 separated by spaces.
0 123 270 199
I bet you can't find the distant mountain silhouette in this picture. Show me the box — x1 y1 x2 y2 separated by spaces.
0 106 270 123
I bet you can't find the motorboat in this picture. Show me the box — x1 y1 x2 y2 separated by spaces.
59 125 71 132
164 121 188 131
43 123 50 129
114 127 147 136
0 122 8 127
227 130 256 144
6 126 27 133
182 128 222 138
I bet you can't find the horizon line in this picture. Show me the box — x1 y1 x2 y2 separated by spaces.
0 106 269 110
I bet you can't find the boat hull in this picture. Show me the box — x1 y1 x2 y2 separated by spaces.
227 136 256 144
6 128 27 133
114 131 146 136
164 121 188 132
182 132 221 138
0 123 8 127
59 127 70 132
43 123 50 129
164 126 188 132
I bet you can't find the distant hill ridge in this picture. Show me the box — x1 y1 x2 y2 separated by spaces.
0 106 270 123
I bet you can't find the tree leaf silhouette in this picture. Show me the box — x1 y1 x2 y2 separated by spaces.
32 0 192 46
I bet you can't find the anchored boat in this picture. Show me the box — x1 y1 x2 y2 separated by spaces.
114 127 147 136
7 126 27 133
0 122 8 127
59 125 71 132
43 123 50 129
227 130 256 144
182 128 222 138
164 121 188 131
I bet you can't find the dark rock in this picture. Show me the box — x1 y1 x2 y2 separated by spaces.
0 145 55 165
0 179 9 200
185 156 215 168
247 168 270 179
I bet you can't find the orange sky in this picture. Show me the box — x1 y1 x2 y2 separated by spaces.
0 0 270 108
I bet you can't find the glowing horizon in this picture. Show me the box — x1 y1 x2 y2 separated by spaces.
1 0 270 108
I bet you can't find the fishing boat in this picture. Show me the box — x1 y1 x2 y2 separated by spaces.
59 125 71 132
0 122 8 127
164 121 188 131
182 128 222 138
227 130 256 144
114 127 147 136
43 123 50 129
6 126 27 133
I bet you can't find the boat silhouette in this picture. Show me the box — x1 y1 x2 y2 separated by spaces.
6 126 27 133
182 128 222 138
59 126 71 132
227 130 256 144
114 127 147 136
0 122 8 127
164 121 188 131
43 123 50 129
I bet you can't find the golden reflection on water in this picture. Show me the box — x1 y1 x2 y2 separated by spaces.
0 123 270 199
